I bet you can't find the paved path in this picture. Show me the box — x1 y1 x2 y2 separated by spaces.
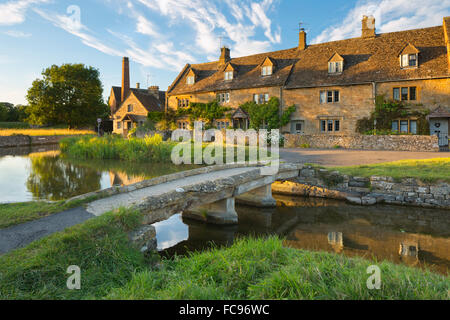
279 148 450 166
86 167 257 216
0 207 93 255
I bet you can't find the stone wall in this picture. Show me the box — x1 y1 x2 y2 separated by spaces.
0 135 79 148
284 134 440 152
272 166 450 209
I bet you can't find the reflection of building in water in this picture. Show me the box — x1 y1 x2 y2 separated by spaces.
399 242 419 258
328 232 344 253
109 172 146 186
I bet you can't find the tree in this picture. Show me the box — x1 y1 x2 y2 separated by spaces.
0 102 17 122
26 64 109 128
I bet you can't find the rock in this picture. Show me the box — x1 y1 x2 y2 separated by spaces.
346 196 362 205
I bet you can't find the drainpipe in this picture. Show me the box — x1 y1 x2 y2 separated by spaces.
372 82 377 135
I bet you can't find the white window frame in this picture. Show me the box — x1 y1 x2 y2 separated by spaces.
328 61 343 74
187 76 195 85
401 54 418 68
262 66 272 76
320 90 340 104
224 71 233 81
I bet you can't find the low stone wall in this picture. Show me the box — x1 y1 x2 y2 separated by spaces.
0 135 81 148
272 166 450 209
284 134 440 152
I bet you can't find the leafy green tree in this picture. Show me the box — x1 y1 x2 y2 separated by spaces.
0 102 17 121
26 64 109 128
240 97 296 129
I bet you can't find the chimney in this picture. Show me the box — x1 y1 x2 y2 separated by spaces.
121 57 130 102
299 28 307 50
148 85 159 98
362 15 376 38
444 17 450 71
136 82 140 89
219 46 231 65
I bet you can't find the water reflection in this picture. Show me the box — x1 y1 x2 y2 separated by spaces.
0 149 198 203
155 195 450 275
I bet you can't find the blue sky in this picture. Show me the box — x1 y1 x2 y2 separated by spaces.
0 0 449 105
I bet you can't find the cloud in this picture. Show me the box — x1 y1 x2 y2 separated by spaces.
137 0 281 57
2 30 32 37
34 8 123 57
312 0 450 44
0 0 49 26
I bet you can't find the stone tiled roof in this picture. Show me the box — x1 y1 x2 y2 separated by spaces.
168 23 449 95
111 86 165 113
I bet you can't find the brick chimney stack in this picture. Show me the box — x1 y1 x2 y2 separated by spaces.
219 46 231 65
299 28 307 50
362 15 376 38
136 82 140 89
148 85 159 98
121 57 130 102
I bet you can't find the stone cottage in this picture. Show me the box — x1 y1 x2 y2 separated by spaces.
108 57 165 136
166 16 450 148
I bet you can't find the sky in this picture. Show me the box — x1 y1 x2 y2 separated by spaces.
0 0 449 105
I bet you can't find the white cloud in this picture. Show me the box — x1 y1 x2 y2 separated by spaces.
313 0 450 44
137 0 281 57
0 0 49 26
2 30 32 37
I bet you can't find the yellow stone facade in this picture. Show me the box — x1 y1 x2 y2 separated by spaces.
112 94 148 135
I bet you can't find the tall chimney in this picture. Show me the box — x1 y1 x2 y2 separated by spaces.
136 82 140 89
219 46 231 65
299 28 307 50
443 17 450 71
121 57 130 102
362 15 376 38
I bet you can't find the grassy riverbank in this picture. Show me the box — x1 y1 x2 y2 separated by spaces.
60 135 272 163
0 128 95 136
0 208 448 300
0 196 99 229
330 158 450 183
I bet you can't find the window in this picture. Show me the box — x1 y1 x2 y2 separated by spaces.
217 92 230 103
253 93 269 104
328 61 343 74
320 90 340 104
394 87 417 101
178 98 190 108
320 119 341 133
224 71 233 81
401 54 418 68
187 76 195 85
127 104 133 112
392 119 417 134
178 121 189 129
117 122 121 129
127 122 132 130
262 66 272 76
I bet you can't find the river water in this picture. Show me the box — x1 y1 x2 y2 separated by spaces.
0 145 449 274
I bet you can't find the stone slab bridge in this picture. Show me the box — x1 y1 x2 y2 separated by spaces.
86 163 303 226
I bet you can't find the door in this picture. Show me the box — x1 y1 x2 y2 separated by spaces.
430 119 449 147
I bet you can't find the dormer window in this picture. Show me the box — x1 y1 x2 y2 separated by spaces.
327 53 344 74
187 76 195 85
224 71 233 81
328 61 343 74
399 44 419 69
401 54 418 68
262 66 272 76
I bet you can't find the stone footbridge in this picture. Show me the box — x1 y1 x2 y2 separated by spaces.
87 163 303 226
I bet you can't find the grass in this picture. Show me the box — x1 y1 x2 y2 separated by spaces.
0 196 99 229
107 236 449 300
0 208 148 300
0 128 95 136
0 208 448 300
60 134 275 163
0 122 31 129
330 158 450 183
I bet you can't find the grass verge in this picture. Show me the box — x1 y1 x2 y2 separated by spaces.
107 237 449 300
0 129 95 136
0 196 98 229
0 208 148 299
329 158 450 183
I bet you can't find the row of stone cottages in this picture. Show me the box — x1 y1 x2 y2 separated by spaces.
108 16 450 147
